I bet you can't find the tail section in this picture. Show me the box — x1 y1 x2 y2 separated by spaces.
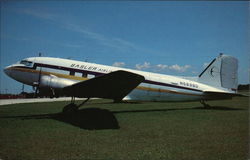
198 54 238 92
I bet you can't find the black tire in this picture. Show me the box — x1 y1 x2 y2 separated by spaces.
62 103 78 113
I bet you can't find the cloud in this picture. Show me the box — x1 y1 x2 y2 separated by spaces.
135 62 191 72
16 8 163 55
63 23 106 41
63 23 139 52
18 8 139 52
63 43 82 48
18 8 59 21
155 64 191 72
135 62 151 70
1 34 29 41
168 64 191 72
112 62 125 67
156 64 168 70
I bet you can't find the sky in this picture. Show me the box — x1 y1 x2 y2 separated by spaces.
0 1 249 94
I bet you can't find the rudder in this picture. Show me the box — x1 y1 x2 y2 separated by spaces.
198 54 238 92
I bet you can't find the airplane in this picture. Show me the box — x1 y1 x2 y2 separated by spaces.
4 53 244 112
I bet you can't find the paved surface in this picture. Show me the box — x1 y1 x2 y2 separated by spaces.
0 97 83 105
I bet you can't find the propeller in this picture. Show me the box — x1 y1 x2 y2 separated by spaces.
34 67 42 97
33 52 43 97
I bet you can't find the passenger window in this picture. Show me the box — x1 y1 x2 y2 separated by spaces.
75 72 82 77
87 74 95 79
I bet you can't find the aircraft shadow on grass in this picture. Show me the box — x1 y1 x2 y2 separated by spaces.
0 105 244 130
1 108 120 130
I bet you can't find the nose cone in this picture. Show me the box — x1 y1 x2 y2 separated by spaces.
4 66 12 77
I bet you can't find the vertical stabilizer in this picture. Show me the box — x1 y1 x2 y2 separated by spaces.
198 54 238 91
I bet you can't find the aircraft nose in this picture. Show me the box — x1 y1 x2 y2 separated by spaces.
4 66 12 76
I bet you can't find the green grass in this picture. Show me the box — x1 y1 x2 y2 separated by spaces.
0 96 249 160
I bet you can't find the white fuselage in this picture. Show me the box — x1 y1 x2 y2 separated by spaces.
4 57 230 101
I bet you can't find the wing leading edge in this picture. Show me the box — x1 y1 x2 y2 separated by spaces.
63 70 145 101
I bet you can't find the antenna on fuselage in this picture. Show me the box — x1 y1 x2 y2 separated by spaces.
39 52 42 57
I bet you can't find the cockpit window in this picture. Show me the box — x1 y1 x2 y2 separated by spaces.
20 60 32 66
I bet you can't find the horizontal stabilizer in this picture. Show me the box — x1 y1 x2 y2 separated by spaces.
63 70 145 100
203 91 248 100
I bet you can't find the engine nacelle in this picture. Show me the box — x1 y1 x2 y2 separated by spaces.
40 75 76 89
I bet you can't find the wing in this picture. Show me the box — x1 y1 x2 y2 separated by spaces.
63 70 145 100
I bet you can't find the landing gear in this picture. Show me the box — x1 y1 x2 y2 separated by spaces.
62 97 90 113
200 100 210 108
78 98 90 106
113 98 123 103
62 103 78 113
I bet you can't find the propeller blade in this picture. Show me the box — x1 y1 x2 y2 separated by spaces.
34 67 42 97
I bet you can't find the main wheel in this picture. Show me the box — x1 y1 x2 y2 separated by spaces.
62 103 78 113
113 99 123 103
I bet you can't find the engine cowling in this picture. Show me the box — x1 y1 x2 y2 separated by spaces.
40 75 76 89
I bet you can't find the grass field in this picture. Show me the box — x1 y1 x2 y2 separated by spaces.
0 96 249 160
